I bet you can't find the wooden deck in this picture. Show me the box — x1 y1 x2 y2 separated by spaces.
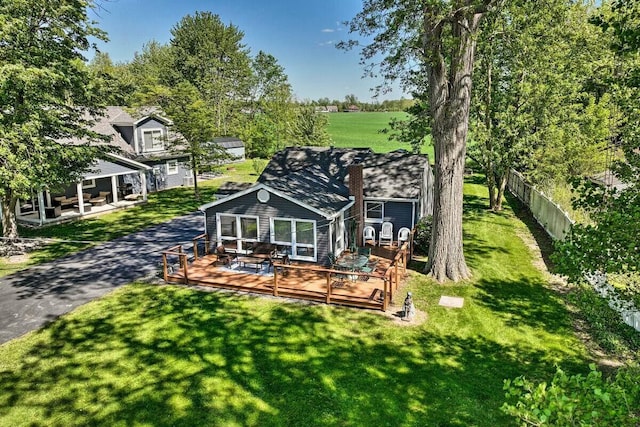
162 236 409 311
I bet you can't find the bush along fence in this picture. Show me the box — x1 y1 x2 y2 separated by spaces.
506 169 640 333
586 272 640 331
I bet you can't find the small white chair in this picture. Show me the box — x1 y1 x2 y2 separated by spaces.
378 221 394 247
363 226 376 246
397 227 411 248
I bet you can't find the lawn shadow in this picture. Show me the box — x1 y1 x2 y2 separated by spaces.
473 275 574 334
504 192 557 273
0 284 589 426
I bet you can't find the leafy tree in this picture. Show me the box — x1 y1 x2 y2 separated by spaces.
0 0 111 241
88 52 135 106
138 82 227 199
170 12 252 136
503 364 640 426
470 0 613 211
341 0 500 282
244 51 295 158
289 105 332 147
552 0 640 282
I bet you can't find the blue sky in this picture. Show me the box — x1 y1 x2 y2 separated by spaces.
89 0 407 103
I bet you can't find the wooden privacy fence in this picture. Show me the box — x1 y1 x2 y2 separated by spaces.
507 169 574 241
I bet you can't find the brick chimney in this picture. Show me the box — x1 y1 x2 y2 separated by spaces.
348 163 364 247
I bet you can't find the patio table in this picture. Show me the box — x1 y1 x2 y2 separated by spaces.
237 255 268 273
336 254 370 281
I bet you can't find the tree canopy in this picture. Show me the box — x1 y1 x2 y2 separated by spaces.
0 0 112 241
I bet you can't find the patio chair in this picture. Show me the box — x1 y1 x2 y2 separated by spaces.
359 259 378 281
363 226 376 247
378 221 394 247
397 227 411 249
328 253 348 288
214 245 235 267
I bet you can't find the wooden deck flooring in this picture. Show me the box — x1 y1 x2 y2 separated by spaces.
164 250 407 311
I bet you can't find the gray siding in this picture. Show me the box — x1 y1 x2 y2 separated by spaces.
363 200 415 238
226 146 245 161
204 188 330 264
135 117 169 154
145 157 191 192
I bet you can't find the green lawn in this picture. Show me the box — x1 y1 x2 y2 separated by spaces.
327 112 435 159
0 176 589 426
0 161 257 278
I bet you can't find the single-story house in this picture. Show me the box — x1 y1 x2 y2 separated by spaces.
16 106 191 226
198 147 434 266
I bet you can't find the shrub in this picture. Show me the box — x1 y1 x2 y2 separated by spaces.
251 158 267 176
569 284 640 356
503 364 640 426
413 215 432 255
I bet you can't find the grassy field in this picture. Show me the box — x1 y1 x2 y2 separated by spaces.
0 176 589 426
327 112 435 159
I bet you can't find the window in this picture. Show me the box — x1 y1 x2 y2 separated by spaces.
365 201 384 222
217 214 259 252
270 218 316 261
82 179 96 189
166 160 178 175
142 129 163 152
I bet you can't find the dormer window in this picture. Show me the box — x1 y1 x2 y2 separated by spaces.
142 129 164 152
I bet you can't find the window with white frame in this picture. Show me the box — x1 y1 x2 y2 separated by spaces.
82 179 96 189
142 129 163 152
334 213 345 253
270 218 316 261
217 214 259 252
365 201 384 222
166 160 179 175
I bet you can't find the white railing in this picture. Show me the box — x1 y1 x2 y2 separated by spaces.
507 169 573 241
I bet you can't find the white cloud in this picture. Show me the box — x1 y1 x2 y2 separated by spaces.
318 40 335 46
321 28 335 33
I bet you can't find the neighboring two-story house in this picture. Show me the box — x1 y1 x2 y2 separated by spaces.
16 106 191 226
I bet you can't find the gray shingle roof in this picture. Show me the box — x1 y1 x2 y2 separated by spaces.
258 147 429 215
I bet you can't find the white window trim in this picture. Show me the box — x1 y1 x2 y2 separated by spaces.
82 179 96 189
166 160 179 176
335 213 345 253
269 217 317 262
141 128 164 153
216 213 260 252
364 201 384 223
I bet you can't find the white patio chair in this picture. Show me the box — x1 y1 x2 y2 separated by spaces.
397 227 411 249
363 225 376 246
378 221 393 247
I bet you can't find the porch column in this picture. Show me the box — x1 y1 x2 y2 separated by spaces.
45 191 52 208
37 191 46 226
76 182 85 215
140 171 148 201
111 176 119 204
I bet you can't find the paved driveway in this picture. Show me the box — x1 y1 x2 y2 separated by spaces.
0 212 204 344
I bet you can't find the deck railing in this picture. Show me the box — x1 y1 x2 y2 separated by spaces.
162 235 410 311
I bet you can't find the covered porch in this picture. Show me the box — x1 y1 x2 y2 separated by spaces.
16 154 151 227
162 235 410 311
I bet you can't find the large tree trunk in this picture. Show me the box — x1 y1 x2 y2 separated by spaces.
1 192 19 241
424 9 484 282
